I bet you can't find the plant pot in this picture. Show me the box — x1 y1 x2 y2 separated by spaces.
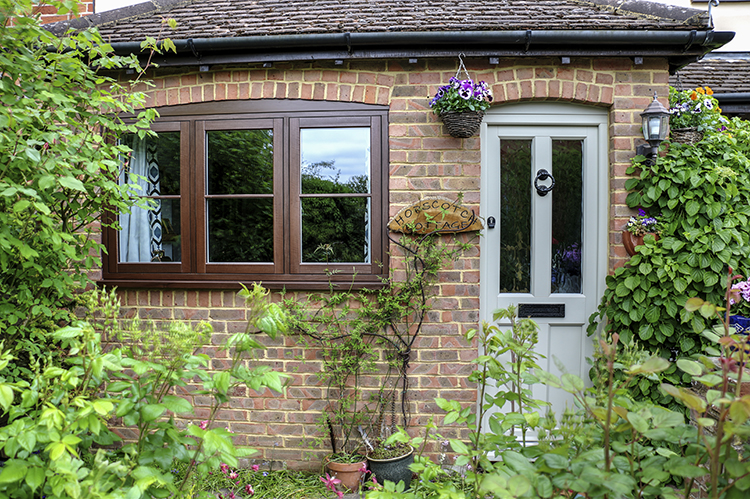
325 459 366 492
728 315 750 356
670 127 703 145
440 110 484 138
622 229 659 257
367 446 414 490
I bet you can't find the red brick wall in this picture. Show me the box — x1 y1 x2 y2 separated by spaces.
103 56 669 469
34 0 93 24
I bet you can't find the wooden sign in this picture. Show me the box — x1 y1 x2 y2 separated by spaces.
388 197 483 234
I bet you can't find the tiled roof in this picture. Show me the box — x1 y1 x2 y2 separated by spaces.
54 0 710 42
671 56 750 94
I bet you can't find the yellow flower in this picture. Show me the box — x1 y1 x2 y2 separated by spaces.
706 86 714 95
690 91 698 100
696 87 705 95
718 107 722 113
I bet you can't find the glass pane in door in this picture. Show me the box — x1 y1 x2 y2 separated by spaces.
551 139 583 294
500 139 532 293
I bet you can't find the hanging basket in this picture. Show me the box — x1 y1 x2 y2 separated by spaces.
440 110 484 138
670 127 703 145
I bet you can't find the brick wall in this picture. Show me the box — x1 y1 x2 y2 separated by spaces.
104 56 669 469
34 0 93 24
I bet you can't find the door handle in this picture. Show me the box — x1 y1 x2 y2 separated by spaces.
534 169 555 197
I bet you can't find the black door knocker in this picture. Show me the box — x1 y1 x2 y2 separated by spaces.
534 169 555 197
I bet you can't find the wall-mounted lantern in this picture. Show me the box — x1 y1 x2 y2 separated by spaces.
636 92 670 164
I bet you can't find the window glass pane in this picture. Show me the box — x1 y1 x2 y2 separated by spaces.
500 139 532 293
301 197 370 263
551 140 583 294
207 130 273 195
119 132 181 263
121 132 180 195
120 200 181 263
300 128 370 194
208 198 274 263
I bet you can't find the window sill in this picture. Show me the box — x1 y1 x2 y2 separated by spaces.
97 275 388 291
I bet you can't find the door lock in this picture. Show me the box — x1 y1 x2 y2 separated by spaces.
534 169 556 196
487 216 496 229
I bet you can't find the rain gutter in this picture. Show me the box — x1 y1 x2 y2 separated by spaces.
106 29 735 74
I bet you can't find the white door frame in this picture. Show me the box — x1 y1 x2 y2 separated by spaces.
479 102 609 415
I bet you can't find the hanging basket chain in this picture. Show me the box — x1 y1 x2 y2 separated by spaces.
454 52 472 82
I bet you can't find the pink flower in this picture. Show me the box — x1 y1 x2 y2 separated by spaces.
245 484 254 496
199 420 209 430
358 465 367 473
251 465 260 472
220 463 229 474
229 471 238 480
320 473 342 492
228 493 235 499
335 491 343 499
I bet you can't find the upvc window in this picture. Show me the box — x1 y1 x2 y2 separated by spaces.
102 100 389 289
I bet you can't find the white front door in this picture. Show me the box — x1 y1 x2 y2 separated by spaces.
480 103 608 419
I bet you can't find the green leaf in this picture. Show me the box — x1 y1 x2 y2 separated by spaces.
140 404 167 422
162 395 193 414
0 461 27 484
670 464 707 478
508 475 532 497
561 373 584 394
627 412 649 433
449 439 470 455
541 453 568 470
24 467 44 492
0 384 13 411
58 176 86 192
676 359 703 376
685 200 700 216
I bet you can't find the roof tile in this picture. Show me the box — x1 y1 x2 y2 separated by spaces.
57 0 709 42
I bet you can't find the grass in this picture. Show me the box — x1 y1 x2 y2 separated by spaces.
171 461 338 499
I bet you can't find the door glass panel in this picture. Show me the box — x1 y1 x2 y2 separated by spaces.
500 139 532 293
551 139 583 294
119 132 182 263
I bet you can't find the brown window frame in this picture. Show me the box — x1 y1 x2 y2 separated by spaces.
101 100 389 289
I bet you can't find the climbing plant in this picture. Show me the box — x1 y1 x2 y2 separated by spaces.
589 114 750 407
284 226 477 456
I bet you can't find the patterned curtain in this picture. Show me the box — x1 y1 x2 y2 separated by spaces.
119 137 163 262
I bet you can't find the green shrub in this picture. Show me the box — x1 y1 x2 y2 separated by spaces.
0 283 289 499
589 116 750 407
0 0 158 384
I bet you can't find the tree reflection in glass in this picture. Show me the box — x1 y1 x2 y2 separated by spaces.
300 128 371 264
207 129 274 263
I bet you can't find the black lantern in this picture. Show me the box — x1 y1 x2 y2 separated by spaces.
637 92 670 163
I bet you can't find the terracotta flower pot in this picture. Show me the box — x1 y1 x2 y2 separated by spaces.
325 459 366 492
622 229 659 257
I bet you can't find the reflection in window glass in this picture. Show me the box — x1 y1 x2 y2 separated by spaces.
206 129 274 263
551 140 583 294
301 198 370 263
499 139 532 293
300 128 370 194
207 130 273 195
119 132 182 262
300 127 371 263
208 199 274 262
